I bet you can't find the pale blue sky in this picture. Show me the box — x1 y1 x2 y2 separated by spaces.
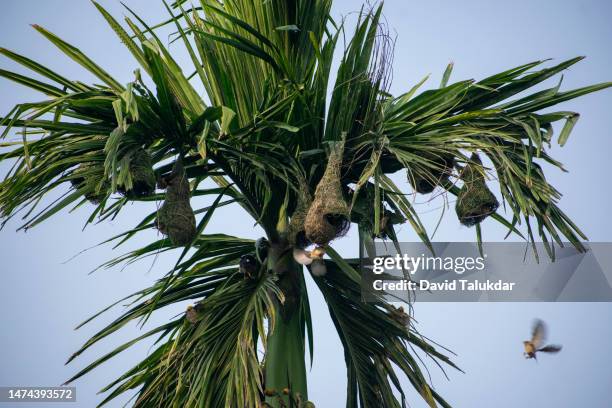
1 1 611 407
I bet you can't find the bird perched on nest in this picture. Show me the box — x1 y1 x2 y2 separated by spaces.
185 303 204 324
523 319 562 360
293 246 328 276
389 305 410 326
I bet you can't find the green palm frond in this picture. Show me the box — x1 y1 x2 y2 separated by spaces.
382 57 609 254
314 257 458 408
68 253 280 407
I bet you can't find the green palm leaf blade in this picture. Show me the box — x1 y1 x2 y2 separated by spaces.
88 270 281 408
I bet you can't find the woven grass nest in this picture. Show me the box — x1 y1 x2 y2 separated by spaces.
70 162 109 204
156 160 196 246
117 148 156 198
407 153 454 194
304 139 350 246
350 186 404 238
455 153 499 226
287 176 313 248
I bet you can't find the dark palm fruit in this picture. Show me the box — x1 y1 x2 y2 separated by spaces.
156 160 197 246
255 237 270 263
407 153 454 194
304 139 350 245
117 148 156 198
455 153 499 226
239 254 258 279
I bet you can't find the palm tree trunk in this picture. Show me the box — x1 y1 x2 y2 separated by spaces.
265 243 308 406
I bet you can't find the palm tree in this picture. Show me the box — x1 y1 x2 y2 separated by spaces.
0 1 609 407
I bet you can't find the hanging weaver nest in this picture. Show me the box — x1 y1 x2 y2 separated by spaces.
407 152 455 194
287 176 313 248
455 153 499 226
304 140 350 246
156 160 197 246
70 163 110 204
350 186 405 239
117 148 156 198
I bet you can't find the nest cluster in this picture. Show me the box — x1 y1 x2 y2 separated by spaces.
455 153 499 226
69 142 500 252
69 145 200 247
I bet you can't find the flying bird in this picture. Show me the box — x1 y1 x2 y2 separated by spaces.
523 319 562 360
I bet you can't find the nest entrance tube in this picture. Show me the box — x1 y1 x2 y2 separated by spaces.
118 148 156 198
407 153 454 194
304 139 350 246
156 159 197 246
455 153 499 226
